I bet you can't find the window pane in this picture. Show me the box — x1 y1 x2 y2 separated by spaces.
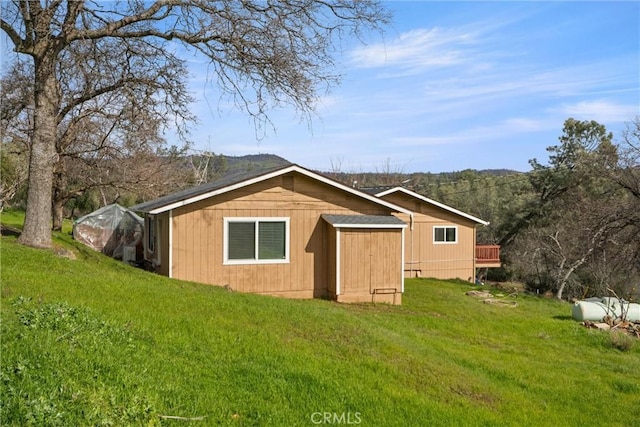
446 227 456 242
228 222 255 260
258 221 286 259
434 227 445 242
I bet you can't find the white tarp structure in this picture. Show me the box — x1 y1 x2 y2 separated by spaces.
72 204 144 263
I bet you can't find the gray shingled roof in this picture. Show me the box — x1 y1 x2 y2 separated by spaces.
130 163 414 216
359 186 394 195
375 187 488 225
321 214 406 227
130 164 292 213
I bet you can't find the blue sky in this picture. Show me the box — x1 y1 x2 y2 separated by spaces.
1 2 637 174
186 1 639 173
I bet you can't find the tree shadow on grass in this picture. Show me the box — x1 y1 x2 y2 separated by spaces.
0 225 21 237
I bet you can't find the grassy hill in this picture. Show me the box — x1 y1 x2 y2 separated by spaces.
1 210 639 426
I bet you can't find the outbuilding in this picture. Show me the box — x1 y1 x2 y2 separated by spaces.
72 203 144 263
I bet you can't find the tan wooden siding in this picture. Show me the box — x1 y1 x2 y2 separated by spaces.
408 216 475 280
381 192 477 280
326 226 337 299
167 173 396 297
339 229 402 294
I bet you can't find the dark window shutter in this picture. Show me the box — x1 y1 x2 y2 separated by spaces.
228 222 255 260
258 222 286 259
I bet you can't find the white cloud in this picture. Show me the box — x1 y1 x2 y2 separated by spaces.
349 27 482 73
420 61 630 103
395 117 553 147
555 100 638 123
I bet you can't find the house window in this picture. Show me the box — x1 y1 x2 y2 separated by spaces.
224 217 290 264
434 226 457 243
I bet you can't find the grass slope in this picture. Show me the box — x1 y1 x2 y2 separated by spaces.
1 211 639 426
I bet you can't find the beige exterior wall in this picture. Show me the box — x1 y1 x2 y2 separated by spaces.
326 227 337 299
164 172 398 299
337 229 403 305
380 192 478 280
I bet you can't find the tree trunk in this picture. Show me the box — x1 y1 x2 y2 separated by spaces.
556 260 587 300
51 160 67 232
51 197 65 232
18 55 59 248
555 272 571 301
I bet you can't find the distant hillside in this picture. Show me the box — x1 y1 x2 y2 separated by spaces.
188 153 524 189
435 168 523 177
321 168 525 190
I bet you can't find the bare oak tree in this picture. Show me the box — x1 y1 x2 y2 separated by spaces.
616 117 640 200
2 37 195 230
51 37 194 230
0 62 31 211
1 0 390 248
611 117 640 283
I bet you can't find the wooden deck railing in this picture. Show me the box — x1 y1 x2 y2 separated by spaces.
476 245 501 264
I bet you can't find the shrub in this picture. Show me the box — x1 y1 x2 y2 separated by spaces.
609 330 636 352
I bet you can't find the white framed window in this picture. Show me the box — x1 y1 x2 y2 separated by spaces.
223 217 290 265
433 226 457 244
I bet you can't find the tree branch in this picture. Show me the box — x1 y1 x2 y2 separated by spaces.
58 76 165 121
0 19 26 52
66 0 177 43
62 0 83 36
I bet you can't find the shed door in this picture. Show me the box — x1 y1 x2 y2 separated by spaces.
340 229 401 294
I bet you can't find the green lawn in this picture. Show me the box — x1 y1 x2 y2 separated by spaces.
1 210 639 426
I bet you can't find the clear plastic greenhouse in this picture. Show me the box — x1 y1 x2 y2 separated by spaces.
72 204 144 264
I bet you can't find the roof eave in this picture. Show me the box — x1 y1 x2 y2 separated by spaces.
326 223 407 229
